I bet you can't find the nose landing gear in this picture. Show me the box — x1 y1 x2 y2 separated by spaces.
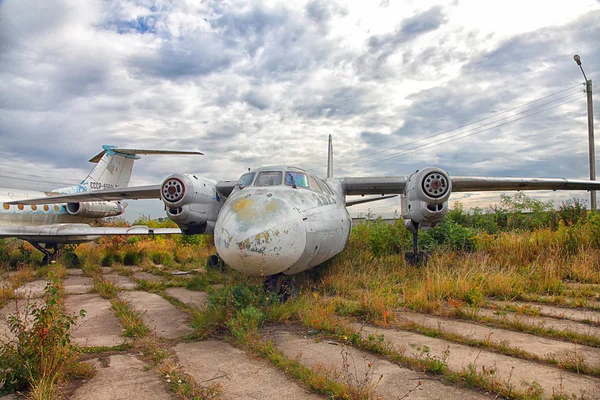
263 273 297 302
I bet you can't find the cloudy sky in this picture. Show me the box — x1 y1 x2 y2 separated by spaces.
1 0 599 220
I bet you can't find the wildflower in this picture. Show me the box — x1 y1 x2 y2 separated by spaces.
177 380 182 384
166 379 171 383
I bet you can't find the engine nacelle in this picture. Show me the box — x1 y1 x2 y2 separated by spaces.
161 173 223 234
66 201 125 218
401 167 452 231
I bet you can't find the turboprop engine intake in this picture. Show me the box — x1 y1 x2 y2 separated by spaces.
66 201 125 218
160 173 223 234
401 167 452 231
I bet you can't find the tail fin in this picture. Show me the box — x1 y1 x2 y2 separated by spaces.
327 135 333 178
54 145 202 193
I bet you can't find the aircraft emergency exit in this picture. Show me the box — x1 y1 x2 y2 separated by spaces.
12 136 600 275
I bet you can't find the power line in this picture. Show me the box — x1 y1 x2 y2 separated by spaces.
354 95 585 167
350 83 584 163
0 173 77 187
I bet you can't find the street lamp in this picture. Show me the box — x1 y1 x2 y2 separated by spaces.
574 54 596 210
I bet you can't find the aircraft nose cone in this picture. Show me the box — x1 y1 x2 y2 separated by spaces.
215 194 306 276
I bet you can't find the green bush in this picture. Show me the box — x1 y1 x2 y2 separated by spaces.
123 250 143 266
421 219 477 251
0 275 85 395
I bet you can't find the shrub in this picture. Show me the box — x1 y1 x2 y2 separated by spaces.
0 275 86 396
123 249 143 266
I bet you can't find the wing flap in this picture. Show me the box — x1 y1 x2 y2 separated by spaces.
341 177 407 196
346 195 397 207
7 185 162 205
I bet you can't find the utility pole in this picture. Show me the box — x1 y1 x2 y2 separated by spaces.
574 54 596 210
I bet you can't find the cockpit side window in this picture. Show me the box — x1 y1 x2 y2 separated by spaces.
255 171 282 186
238 173 255 188
316 178 334 196
285 172 309 188
308 176 323 193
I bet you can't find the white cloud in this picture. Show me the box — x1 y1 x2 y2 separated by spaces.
0 0 599 221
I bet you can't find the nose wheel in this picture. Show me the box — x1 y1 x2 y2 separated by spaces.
264 273 297 302
206 254 226 271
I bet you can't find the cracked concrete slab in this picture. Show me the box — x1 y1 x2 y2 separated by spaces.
63 276 94 294
119 291 193 339
358 324 600 399
165 288 208 309
175 341 323 399
270 328 490 400
64 294 127 348
104 274 137 290
14 280 47 297
70 355 173 400
133 272 163 282
477 307 600 338
0 298 43 342
488 300 600 325
395 311 600 367
68 268 84 276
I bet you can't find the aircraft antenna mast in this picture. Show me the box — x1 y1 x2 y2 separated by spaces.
327 135 333 178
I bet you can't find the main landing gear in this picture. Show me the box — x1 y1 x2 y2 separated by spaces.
28 242 80 266
404 221 428 265
264 273 297 302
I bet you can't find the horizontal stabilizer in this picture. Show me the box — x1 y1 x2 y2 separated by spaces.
89 146 203 163
346 195 397 207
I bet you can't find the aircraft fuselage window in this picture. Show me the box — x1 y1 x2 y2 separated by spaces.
238 173 255 188
285 172 309 188
255 171 283 186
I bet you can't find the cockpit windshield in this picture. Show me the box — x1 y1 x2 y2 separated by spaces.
255 171 282 186
238 173 255 188
285 172 309 188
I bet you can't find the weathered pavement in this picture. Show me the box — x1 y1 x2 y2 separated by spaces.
396 310 600 367
69 355 174 400
64 294 127 348
358 323 600 399
5 267 600 400
270 329 491 400
118 290 193 339
176 341 323 399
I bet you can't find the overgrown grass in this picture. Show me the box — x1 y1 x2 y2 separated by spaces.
110 299 149 338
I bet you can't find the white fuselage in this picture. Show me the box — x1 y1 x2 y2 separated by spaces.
214 178 352 276
0 188 92 226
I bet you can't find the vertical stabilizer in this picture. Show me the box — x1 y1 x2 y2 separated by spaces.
53 145 202 193
327 135 333 178
82 146 137 190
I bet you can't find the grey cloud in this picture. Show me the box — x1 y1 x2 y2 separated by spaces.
243 90 271 110
400 6 446 35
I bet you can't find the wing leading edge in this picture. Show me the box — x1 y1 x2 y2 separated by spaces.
341 176 600 196
7 185 162 205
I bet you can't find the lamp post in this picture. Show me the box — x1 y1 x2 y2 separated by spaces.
574 54 596 210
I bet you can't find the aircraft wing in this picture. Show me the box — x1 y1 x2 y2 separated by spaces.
7 185 162 205
450 177 600 192
341 176 600 195
0 224 181 239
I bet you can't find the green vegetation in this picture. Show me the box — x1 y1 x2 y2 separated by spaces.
2 193 600 399
0 269 92 398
